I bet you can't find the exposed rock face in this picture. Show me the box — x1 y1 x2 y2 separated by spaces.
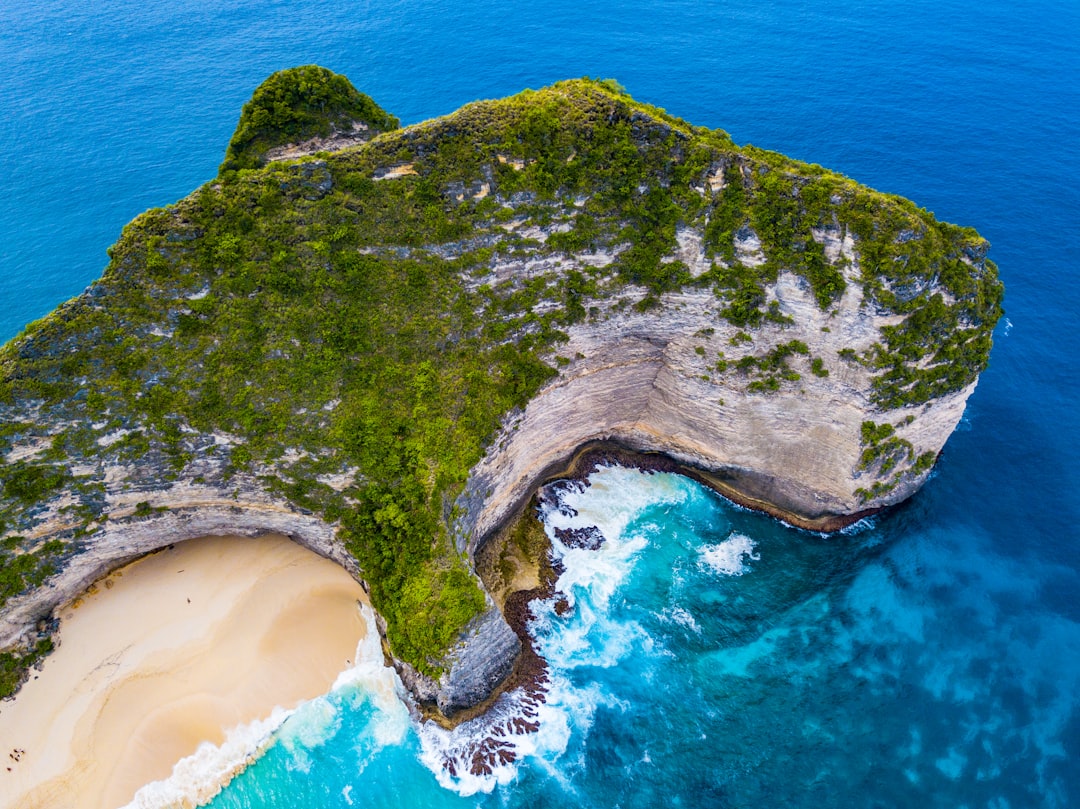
365 590 520 718
264 121 377 163
0 468 518 716
461 243 977 546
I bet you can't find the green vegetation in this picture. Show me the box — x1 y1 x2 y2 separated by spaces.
861 420 896 445
0 538 65 608
858 420 913 473
912 450 937 475
854 419 937 503
866 281 1002 408
737 340 810 393
220 65 400 173
700 160 850 323
1 461 70 504
0 70 1000 682
711 260 769 327
694 148 1001 409
0 637 53 699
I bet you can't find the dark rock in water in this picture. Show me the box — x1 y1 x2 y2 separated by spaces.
537 480 585 519
554 525 605 550
465 734 518 776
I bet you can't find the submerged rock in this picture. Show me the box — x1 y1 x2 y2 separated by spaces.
554 526 605 551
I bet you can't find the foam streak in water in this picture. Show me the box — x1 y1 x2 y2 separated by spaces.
122 708 294 809
698 533 759 576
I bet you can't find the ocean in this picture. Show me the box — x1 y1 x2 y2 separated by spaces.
2 0 1078 806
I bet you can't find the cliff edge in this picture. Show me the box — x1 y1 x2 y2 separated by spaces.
0 68 1003 713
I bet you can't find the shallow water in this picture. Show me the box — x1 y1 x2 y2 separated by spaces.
4 0 1079 806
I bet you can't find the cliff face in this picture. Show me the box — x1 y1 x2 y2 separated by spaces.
0 68 1002 713
462 245 977 544
0 446 519 715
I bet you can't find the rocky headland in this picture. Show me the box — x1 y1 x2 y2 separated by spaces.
0 67 1003 718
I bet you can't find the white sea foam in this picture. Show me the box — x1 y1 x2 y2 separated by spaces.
121 707 293 809
537 467 674 669
541 466 689 555
659 605 702 634
541 466 687 610
414 465 667 796
123 603 405 809
417 688 548 796
415 671 620 797
838 515 878 536
698 533 759 576
534 592 652 670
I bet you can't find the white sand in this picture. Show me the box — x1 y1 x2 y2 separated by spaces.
0 534 370 809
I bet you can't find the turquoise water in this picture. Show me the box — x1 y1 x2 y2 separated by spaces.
2 0 1078 806
189 467 1078 807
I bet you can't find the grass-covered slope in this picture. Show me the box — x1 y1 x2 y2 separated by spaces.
0 69 1002 692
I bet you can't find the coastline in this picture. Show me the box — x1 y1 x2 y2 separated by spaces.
470 440 882 573
538 440 885 533
0 533 369 809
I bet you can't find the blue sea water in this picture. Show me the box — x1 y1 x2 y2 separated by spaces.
2 0 1079 806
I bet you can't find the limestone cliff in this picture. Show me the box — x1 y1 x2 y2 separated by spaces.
0 68 1002 712
461 255 978 542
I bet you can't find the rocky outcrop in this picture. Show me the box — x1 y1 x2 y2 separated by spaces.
394 605 522 718
0 73 1002 718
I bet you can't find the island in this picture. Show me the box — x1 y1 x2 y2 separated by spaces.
0 66 1003 719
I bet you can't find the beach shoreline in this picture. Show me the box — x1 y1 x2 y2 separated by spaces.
0 533 370 809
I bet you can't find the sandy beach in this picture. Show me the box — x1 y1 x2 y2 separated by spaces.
0 534 370 809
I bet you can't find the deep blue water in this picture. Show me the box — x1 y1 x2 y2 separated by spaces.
2 0 1078 806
